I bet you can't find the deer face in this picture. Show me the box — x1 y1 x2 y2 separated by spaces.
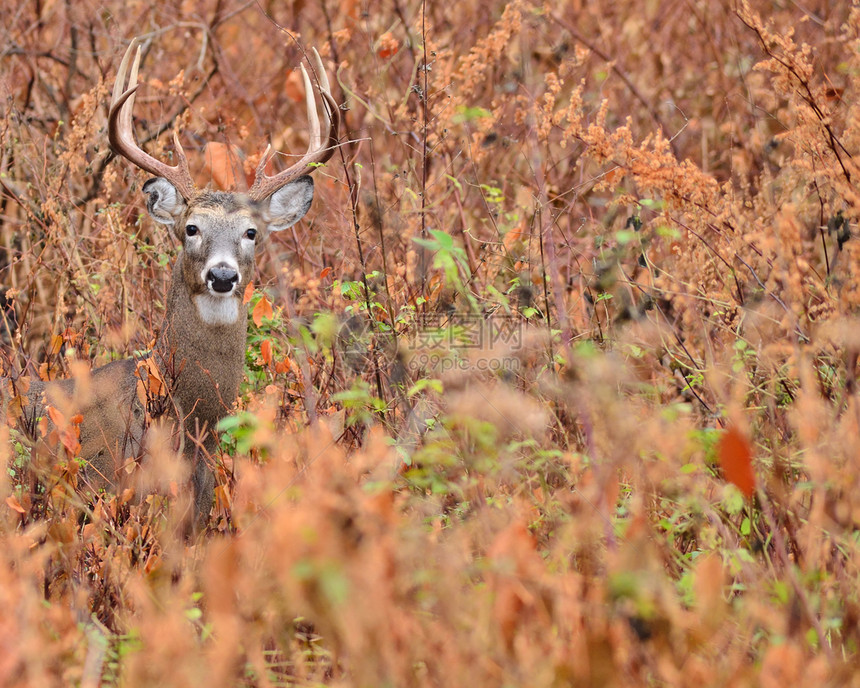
142 176 315 326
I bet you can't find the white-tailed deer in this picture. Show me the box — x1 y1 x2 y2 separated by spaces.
3 37 339 526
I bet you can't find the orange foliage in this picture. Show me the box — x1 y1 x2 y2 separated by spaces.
1 0 860 685
717 425 756 498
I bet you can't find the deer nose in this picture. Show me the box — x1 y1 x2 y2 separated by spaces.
207 265 239 294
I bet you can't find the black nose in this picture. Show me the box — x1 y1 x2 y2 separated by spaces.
207 266 239 293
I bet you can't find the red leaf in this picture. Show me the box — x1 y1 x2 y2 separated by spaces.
260 339 273 366
319 266 332 280
716 425 756 498
376 32 399 59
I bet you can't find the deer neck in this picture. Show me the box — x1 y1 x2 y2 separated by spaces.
153 255 247 438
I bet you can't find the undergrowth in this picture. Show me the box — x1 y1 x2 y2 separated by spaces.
1 0 860 685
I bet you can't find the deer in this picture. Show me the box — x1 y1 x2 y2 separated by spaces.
2 37 339 528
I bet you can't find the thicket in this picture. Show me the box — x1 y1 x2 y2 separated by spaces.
1 0 859 685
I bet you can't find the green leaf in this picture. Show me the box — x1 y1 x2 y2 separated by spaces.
407 378 443 397
452 105 492 123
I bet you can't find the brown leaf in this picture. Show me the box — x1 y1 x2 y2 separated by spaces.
204 142 245 191
135 358 166 400
48 519 75 544
252 295 274 327
284 69 305 104
692 553 725 618
260 339 273 366
13 376 30 395
5 394 23 425
5 495 25 514
716 425 756 498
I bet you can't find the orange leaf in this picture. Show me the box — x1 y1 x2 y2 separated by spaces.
60 428 81 456
46 405 65 428
284 69 305 104
6 495 25 514
716 425 756 498
214 483 232 511
376 32 399 59
203 142 244 190
260 339 273 365
319 266 332 280
344 0 358 19
135 358 166 400
252 295 274 327
603 167 624 185
243 281 255 305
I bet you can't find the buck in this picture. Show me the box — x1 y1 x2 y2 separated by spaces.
5 38 339 526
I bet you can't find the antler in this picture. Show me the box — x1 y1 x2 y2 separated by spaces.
248 48 340 202
109 39 196 200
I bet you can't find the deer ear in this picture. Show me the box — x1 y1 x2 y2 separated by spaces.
264 176 314 232
142 178 187 226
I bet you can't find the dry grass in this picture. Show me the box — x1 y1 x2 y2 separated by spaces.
2 0 860 685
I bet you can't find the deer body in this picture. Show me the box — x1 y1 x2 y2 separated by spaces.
5 38 338 526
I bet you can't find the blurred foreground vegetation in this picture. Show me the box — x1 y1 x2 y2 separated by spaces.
1 0 860 685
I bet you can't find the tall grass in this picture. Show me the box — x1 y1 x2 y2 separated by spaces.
1 0 859 685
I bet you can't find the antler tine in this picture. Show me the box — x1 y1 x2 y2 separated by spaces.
108 39 196 200
310 48 332 137
248 49 340 202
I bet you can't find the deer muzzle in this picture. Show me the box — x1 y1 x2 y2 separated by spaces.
207 265 239 294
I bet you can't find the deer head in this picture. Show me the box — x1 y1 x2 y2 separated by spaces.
108 38 340 327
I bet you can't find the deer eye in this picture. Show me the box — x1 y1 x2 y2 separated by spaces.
245 228 257 241
185 224 199 237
